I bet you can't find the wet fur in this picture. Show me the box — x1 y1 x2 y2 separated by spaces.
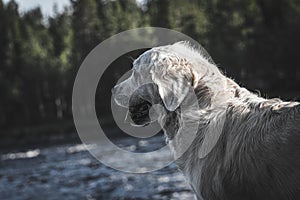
176 93 300 200
113 42 300 200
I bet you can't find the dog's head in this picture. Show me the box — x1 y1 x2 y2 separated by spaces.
112 42 222 127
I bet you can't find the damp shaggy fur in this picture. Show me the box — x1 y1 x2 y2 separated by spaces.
113 41 300 200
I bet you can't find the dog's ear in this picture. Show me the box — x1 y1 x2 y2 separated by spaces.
150 57 194 111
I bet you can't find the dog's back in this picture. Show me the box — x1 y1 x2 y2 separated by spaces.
179 100 300 200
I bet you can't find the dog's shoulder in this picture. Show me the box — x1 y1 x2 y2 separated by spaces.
261 100 300 143
266 101 300 158
208 99 300 200
224 98 300 151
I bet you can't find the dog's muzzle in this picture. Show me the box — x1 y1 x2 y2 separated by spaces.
129 97 152 126
113 83 164 127
112 85 131 108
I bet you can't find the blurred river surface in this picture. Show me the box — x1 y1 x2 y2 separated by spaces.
0 135 194 200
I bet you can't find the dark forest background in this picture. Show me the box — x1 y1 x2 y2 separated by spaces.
1 0 300 141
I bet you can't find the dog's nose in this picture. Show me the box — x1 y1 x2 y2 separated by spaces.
111 85 118 95
112 86 130 107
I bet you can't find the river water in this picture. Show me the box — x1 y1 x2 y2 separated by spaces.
0 135 195 200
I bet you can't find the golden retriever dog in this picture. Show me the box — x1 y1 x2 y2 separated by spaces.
112 41 300 200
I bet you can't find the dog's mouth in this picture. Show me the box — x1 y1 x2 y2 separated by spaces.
125 83 163 127
128 99 152 126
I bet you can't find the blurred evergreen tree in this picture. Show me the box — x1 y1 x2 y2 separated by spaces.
147 0 172 28
71 0 101 65
100 0 143 37
48 9 73 120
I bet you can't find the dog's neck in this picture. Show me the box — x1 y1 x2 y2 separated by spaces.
165 77 261 160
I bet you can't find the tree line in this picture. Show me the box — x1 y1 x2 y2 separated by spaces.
1 0 300 135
